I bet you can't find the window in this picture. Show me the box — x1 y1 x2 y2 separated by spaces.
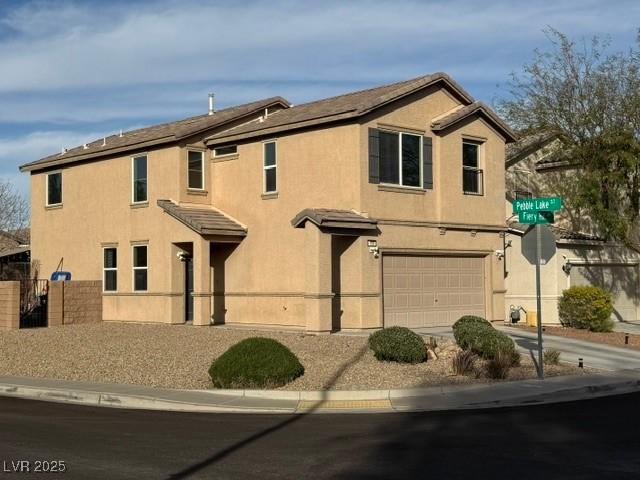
462 140 483 195
103 248 117 292
187 151 204 190
213 145 237 157
46 172 62 206
263 141 277 193
379 131 422 187
132 245 148 292
132 155 148 203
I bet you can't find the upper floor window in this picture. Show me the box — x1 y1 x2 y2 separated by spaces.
187 150 204 190
103 247 117 292
46 172 62 206
263 141 277 193
213 145 237 157
132 245 148 292
379 131 422 187
462 140 483 195
132 155 148 203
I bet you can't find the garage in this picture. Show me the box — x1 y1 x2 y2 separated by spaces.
383 255 486 329
570 264 639 322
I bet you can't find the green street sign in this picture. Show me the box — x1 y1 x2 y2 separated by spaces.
513 197 563 214
519 211 555 224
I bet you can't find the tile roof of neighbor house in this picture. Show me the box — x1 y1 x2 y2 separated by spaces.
19 97 290 173
205 72 515 144
508 221 604 243
505 131 558 165
157 199 247 237
291 208 378 230
431 101 517 142
0 246 30 258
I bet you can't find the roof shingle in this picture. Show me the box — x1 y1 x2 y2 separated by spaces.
20 97 289 172
158 200 247 237
206 73 480 144
291 208 377 230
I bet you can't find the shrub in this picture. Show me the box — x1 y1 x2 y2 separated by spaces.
452 316 492 349
452 316 519 365
544 349 561 365
208 337 304 389
368 327 427 364
452 349 476 376
485 350 513 379
558 286 614 332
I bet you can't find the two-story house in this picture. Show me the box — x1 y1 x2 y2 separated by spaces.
505 133 640 324
20 73 515 333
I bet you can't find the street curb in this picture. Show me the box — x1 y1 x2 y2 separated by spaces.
1 373 640 414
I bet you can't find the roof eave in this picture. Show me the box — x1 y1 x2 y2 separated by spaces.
432 106 517 143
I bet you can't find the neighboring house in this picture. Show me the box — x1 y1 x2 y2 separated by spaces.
20 73 515 333
0 229 30 280
504 134 640 324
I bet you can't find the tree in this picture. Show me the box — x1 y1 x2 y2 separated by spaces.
0 178 29 235
498 28 640 248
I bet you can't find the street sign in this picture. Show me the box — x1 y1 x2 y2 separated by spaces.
522 225 556 265
513 196 563 214
518 211 555 224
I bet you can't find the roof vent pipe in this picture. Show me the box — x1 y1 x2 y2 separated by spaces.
208 93 215 115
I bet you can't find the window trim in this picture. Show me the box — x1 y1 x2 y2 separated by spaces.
378 130 423 188
132 245 148 293
103 247 118 293
263 140 277 194
462 139 484 196
213 145 238 157
131 154 148 204
187 149 205 191
45 171 63 207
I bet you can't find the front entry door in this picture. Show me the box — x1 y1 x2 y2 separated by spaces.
185 257 194 322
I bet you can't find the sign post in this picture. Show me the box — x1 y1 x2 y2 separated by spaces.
513 196 563 379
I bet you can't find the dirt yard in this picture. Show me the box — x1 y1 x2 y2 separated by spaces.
517 325 640 350
0 323 586 390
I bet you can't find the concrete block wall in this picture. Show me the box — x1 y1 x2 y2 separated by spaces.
0 281 19 330
48 281 103 326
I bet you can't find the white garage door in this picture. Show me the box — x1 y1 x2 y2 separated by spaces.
570 264 639 322
383 255 486 329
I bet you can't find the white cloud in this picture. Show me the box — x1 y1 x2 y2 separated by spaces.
0 0 637 94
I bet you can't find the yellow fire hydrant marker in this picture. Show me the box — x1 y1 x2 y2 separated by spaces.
296 399 392 410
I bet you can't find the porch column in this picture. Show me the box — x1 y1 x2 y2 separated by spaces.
193 237 212 326
304 222 333 334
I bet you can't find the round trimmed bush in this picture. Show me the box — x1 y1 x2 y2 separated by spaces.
453 315 519 366
453 315 492 349
558 286 614 332
368 327 427 364
208 337 304 389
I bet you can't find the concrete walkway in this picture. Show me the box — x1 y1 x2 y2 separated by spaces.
1 371 639 415
498 325 640 371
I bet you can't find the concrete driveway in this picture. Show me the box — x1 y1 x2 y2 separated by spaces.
416 325 640 372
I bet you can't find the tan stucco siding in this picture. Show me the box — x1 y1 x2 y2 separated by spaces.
29 146 204 323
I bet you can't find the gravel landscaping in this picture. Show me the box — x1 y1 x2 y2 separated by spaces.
516 325 640 350
0 323 586 390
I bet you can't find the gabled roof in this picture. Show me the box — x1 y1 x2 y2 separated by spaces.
505 131 559 167
20 97 290 173
291 208 377 230
206 73 481 145
158 200 246 237
431 101 517 142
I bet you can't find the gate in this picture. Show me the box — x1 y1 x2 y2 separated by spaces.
19 279 48 328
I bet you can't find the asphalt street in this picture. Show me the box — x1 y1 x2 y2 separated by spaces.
1 394 640 479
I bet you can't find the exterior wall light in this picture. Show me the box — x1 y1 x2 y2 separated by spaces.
367 239 380 259
562 262 572 275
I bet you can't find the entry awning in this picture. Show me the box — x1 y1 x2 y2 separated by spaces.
291 208 377 230
158 199 247 237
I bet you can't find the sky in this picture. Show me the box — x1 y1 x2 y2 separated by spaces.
0 0 638 196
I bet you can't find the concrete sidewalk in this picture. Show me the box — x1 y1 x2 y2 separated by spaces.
499 326 640 371
1 371 639 414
